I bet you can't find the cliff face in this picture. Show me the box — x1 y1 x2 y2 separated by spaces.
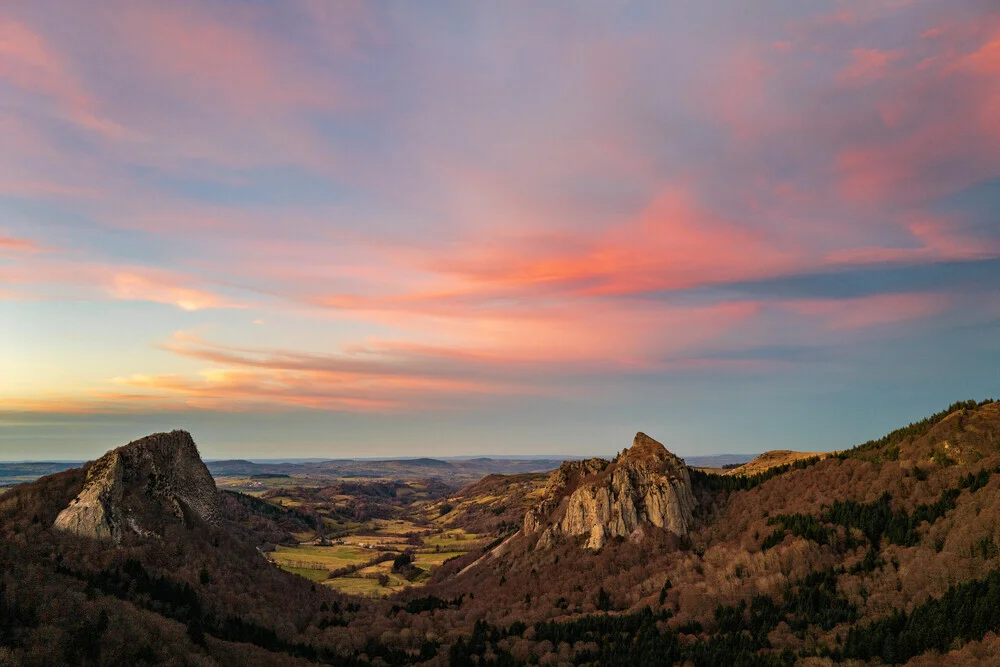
54 430 220 542
524 433 695 549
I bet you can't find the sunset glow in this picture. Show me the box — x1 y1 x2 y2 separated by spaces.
3 1 1000 458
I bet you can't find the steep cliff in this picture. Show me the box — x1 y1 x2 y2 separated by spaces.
54 430 220 542
523 432 695 549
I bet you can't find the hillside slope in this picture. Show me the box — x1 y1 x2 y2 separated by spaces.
0 433 420 665
724 449 830 476
421 400 1000 665
6 402 1000 665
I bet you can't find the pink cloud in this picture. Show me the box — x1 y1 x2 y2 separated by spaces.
838 48 902 85
956 27 1000 74
2 1 998 420
0 254 242 311
834 32 1000 205
108 271 242 311
407 189 801 302
0 14 125 136
825 218 1000 266
107 4 346 117
0 234 41 254
122 331 538 412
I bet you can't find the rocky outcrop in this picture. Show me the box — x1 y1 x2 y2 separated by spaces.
54 430 220 542
524 433 695 550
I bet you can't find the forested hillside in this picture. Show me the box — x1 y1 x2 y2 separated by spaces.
4 400 1000 665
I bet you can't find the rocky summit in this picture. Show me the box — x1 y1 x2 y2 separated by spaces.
523 432 695 549
54 430 220 542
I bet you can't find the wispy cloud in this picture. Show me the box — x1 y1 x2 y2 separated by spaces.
2 0 999 431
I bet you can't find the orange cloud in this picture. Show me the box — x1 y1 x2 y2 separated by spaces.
3 1 997 424
0 255 241 311
108 271 241 311
0 394 192 415
0 234 41 254
956 27 1000 74
111 371 405 412
410 189 801 302
21 329 536 414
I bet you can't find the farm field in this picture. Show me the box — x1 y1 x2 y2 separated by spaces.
270 544 374 570
228 469 524 598
267 519 484 597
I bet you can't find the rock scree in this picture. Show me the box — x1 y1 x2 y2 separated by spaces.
54 430 220 542
523 432 696 549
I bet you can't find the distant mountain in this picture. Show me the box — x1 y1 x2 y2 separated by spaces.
206 456 564 485
3 455 750 489
0 461 81 488
684 453 757 468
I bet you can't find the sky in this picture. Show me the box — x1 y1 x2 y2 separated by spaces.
2 0 1000 461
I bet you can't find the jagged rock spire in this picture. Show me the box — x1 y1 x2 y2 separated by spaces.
54 430 219 542
523 432 695 550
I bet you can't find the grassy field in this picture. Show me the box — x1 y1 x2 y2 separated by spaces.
213 475 321 495
323 559 428 596
341 534 411 546
283 566 330 582
422 529 478 549
250 476 494 598
412 551 465 567
269 520 484 597
369 518 434 534
324 576 407 596
270 544 375 571
265 495 304 508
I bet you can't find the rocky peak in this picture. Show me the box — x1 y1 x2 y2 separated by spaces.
625 431 677 460
54 430 220 542
524 432 695 550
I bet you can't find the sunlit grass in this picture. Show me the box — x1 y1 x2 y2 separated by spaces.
271 544 373 570
324 576 406 596
282 566 329 582
422 530 478 548
412 551 466 567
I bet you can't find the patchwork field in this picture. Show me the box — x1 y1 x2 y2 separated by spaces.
267 523 484 597
223 462 551 598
